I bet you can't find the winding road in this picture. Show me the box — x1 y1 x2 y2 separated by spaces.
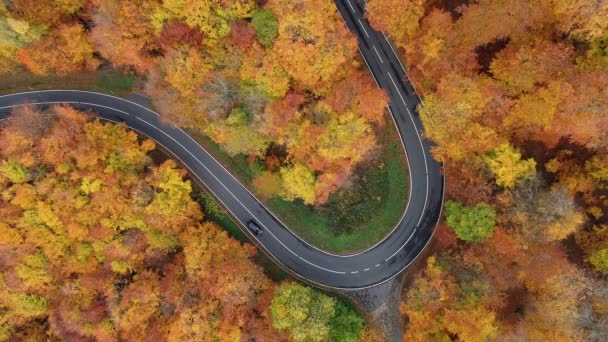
0 0 443 290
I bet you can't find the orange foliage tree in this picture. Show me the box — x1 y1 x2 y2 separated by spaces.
18 24 100 76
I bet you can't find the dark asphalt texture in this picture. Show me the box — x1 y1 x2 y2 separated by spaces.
0 0 443 289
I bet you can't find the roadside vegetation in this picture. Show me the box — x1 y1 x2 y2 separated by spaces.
0 0 409 253
267 139 408 252
0 69 135 96
367 0 608 340
191 120 409 253
0 105 367 341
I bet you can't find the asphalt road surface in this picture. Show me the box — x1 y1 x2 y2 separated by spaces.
0 0 443 290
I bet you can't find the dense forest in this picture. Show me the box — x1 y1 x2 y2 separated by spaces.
0 105 366 341
367 0 608 340
0 0 410 253
0 0 388 206
3 0 608 340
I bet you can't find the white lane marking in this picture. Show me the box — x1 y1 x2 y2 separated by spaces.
351 271 359 274
373 45 384 63
2 100 346 275
345 175 446 290
358 46 379 87
358 19 370 38
0 101 132 117
109 118 342 275
404 107 428 172
387 72 428 174
347 0 356 13
363 268 370 272
0 101 66 109
80 102 131 116
385 226 418 262
0 90 152 111
381 32 425 105
382 33 407 75
107 117 366 284
375 264 381 267
133 118 350 274
416 175 429 227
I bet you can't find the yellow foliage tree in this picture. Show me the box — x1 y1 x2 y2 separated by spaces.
367 0 425 48
158 0 257 43
280 164 316 205
443 307 498 342
506 81 573 129
553 0 608 41
419 74 501 161
484 144 536 189
264 0 358 95
162 46 211 100
316 111 374 163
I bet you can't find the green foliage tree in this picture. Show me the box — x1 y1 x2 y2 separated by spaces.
11 293 48 318
445 201 496 243
329 302 363 342
0 12 45 49
251 9 278 47
270 283 336 342
0 159 30 184
588 248 608 273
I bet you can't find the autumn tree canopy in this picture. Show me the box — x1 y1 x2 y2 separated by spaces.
367 0 608 338
0 105 368 340
0 105 281 340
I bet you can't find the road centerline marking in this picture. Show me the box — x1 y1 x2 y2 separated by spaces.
387 72 429 174
358 19 370 38
385 226 418 262
373 45 384 63
346 0 356 13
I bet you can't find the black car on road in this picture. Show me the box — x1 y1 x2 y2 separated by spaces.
247 220 263 236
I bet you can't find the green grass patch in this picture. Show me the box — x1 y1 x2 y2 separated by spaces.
0 68 135 96
98 74 136 94
267 141 409 253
